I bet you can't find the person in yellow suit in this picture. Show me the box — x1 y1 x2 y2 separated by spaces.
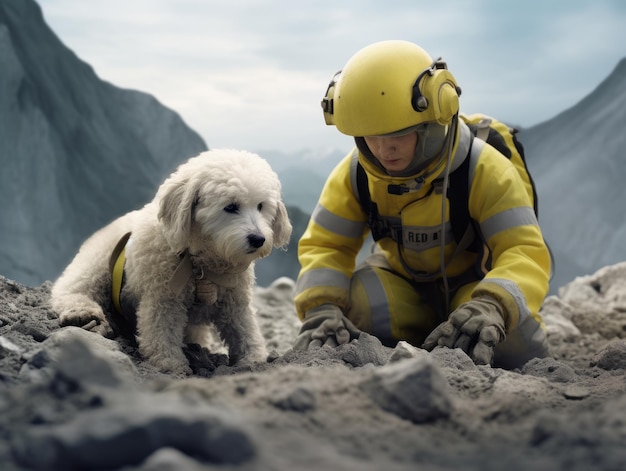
293 40 551 368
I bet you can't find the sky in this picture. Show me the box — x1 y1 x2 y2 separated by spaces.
39 0 626 155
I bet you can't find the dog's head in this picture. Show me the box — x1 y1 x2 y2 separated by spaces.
156 149 293 270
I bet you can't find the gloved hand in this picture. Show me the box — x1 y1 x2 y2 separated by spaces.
422 296 506 365
293 304 361 351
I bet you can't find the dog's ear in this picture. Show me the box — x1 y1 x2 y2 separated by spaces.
158 178 197 254
272 201 293 249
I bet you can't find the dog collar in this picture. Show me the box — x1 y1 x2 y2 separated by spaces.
168 252 242 297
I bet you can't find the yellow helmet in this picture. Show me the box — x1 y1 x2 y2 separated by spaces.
321 40 461 136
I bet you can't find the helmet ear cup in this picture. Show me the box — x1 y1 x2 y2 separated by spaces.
411 60 461 125
321 70 341 125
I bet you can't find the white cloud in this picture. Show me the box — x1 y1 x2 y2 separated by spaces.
39 0 626 152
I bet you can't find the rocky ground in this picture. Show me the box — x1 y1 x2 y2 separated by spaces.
1 263 625 470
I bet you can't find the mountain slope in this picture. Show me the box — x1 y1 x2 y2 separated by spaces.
520 58 626 293
0 0 207 286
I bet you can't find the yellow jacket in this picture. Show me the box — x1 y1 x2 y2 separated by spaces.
295 121 551 334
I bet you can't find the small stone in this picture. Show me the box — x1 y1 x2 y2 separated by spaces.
388 341 427 363
563 385 590 400
271 387 316 412
0 336 21 354
522 357 577 383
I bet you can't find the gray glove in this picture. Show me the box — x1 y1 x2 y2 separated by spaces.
293 304 361 351
422 296 506 365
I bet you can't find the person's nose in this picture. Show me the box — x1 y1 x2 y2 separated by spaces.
378 137 396 155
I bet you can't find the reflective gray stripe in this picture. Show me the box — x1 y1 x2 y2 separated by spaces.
474 116 492 141
349 147 360 200
467 137 483 193
480 277 530 326
294 268 350 296
480 206 539 241
311 203 366 239
358 267 394 342
401 221 453 252
448 120 472 173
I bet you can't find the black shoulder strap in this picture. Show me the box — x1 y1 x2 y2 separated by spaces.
447 147 470 245
356 162 397 242
446 139 483 253
356 160 370 213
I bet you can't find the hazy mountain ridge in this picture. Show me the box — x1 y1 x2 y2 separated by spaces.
0 0 207 286
520 57 626 292
259 147 346 214
259 147 346 175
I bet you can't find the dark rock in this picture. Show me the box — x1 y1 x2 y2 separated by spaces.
339 333 389 367
360 356 453 424
430 346 478 371
590 339 626 370
11 394 255 469
271 387 317 412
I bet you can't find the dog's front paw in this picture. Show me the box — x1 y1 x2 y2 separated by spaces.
232 350 269 368
146 354 192 376
59 308 114 338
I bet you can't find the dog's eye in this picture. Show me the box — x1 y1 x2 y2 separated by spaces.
224 203 240 214
257 203 263 212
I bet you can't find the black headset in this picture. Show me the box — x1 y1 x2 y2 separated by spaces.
411 58 462 124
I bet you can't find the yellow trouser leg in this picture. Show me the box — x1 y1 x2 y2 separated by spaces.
347 262 440 347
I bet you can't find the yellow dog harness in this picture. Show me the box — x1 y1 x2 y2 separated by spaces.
109 232 244 317
109 232 132 315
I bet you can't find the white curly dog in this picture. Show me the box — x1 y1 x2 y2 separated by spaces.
51 149 292 375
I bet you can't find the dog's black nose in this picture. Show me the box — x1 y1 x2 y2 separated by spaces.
247 234 265 249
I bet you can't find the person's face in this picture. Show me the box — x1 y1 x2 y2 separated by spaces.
363 132 418 172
